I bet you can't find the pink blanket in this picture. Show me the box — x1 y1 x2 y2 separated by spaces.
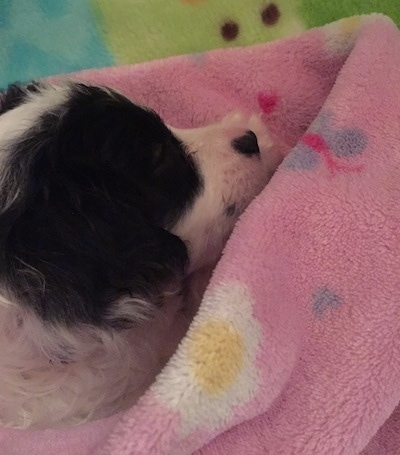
1 13 400 455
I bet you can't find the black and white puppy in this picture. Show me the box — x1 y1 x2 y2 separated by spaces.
0 81 282 428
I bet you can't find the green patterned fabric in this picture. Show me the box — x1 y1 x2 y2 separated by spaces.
0 0 399 87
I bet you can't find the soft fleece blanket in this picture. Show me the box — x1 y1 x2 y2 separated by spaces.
1 13 400 455
2 0 400 88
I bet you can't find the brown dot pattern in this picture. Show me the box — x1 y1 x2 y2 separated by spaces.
220 21 239 41
261 3 280 26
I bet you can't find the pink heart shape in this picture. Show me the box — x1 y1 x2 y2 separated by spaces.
257 91 278 115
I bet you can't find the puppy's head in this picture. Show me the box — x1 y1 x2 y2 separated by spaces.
0 81 281 328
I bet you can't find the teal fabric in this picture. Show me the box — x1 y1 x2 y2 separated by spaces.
0 0 112 86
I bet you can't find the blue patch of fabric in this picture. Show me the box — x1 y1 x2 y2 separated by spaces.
282 143 319 170
0 0 113 87
312 287 342 317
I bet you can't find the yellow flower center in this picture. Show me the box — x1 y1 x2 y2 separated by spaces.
188 321 244 395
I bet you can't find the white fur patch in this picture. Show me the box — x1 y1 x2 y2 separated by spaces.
171 112 282 270
0 84 70 213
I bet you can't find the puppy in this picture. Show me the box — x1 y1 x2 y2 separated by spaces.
0 81 282 428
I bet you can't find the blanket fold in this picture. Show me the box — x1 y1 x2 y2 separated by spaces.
0 13 400 455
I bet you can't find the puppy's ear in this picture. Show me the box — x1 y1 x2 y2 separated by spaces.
0 191 189 327
0 119 188 327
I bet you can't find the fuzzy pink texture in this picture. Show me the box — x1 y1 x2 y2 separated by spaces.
1 13 400 455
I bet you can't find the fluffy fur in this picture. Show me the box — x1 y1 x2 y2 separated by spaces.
0 81 282 428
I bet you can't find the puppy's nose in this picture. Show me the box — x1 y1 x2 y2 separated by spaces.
231 130 260 156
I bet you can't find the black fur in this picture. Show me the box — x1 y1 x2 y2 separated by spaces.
0 82 42 115
0 83 202 327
